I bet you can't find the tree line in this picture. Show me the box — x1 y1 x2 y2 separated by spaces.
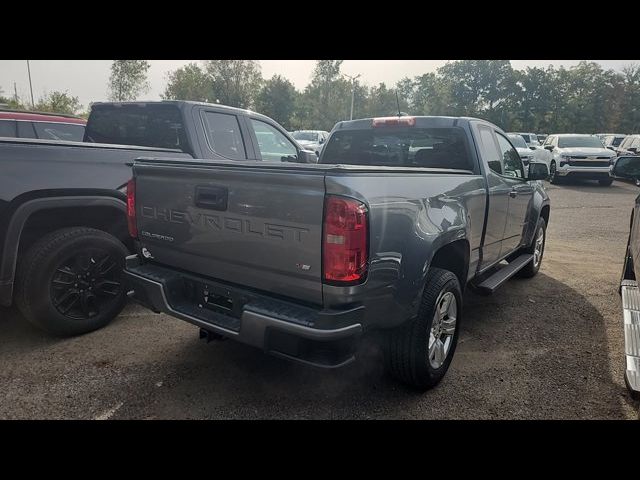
3 60 640 134
162 60 640 134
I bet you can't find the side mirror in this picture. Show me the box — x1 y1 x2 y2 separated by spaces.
544 145 554 152
319 137 325 144
297 149 318 164
613 156 640 182
529 146 537 150
527 161 549 181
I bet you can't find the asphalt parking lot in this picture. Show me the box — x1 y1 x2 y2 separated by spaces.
2 179 640 420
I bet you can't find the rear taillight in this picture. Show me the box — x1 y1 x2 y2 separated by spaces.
126 178 137 238
323 195 368 284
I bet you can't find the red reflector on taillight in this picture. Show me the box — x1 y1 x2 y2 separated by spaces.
323 196 368 284
372 116 416 127
126 178 138 238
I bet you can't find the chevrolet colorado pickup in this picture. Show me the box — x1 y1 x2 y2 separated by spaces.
0 100 314 336
125 115 551 390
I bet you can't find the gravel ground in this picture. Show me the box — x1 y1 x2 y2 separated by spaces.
1 179 639 419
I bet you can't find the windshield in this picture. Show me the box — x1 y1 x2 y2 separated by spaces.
558 136 605 148
320 127 473 170
612 136 625 147
507 135 528 149
292 131 318 142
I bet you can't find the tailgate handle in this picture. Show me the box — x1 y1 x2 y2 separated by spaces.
195 186 228 211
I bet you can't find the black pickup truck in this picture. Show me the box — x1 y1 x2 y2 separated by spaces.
0 101 315 336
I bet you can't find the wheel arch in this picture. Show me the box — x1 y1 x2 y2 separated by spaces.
428 238 470 293
0 195 127 306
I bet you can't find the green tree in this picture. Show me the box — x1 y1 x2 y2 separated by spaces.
163 63 213 102
364 83 405 117
436 60 515 125
108 60 151 101
203 60 262 108
35 90 82 115
621 64 640 133
297 60 352 130
254 75 298 130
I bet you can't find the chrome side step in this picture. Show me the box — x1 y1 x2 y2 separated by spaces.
475 254 533 294
621 279 640 397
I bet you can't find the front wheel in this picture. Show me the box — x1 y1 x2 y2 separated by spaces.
15 227 128 336
517 218 547 278
385 268 462 391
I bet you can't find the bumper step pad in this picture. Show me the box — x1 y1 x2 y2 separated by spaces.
621 280 640 395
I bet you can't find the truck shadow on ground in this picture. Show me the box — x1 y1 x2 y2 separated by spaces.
124 272 635 419
0 271 636 419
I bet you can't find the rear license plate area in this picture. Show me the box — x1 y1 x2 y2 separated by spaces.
182 278 245 318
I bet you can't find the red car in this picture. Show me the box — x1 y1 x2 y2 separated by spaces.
0 109 86 142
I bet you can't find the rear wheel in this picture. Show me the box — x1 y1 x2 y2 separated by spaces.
385 268 462 390
15 227 128 336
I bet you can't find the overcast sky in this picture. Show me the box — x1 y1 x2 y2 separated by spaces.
0 60 637 110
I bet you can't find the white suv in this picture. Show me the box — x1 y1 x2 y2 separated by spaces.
543 134 616 186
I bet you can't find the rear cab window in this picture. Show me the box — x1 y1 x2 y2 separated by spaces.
320 125 474 171
85 104 189 151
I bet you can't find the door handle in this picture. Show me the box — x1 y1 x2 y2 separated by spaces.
195 186 228 211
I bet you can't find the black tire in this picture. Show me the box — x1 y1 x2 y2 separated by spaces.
549 161 560 184
598 178 614 186
385 268 462 391
15 227 128 336
516 218 546 278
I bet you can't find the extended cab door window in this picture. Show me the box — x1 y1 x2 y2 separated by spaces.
250 119 297 162
202 111 247 160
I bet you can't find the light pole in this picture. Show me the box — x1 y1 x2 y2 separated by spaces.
26 60 34 108
343 73 361 120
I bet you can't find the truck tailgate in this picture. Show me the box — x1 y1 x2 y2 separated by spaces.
133 161 325 305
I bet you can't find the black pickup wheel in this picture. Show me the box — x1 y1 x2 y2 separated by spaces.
15 227 128 336
385 267 462 391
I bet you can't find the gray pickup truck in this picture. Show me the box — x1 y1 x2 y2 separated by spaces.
125 115 550 389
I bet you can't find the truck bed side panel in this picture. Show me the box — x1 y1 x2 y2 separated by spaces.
323 173 487 327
